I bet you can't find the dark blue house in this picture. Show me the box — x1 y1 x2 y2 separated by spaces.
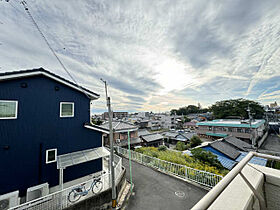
0 68 106 196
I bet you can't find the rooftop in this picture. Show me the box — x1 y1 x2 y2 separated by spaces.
197 119 265 128
141 133 164 142
100 121 138 132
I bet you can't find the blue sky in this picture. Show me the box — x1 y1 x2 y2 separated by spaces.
0 0 280 113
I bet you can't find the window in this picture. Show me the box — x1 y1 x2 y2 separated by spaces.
0 100 18 119
60 102 74 117
46 149 57 164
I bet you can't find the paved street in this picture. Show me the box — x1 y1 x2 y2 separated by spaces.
260 134 280 153
122 158 207 210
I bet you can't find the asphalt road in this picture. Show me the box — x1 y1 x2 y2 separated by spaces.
260 134 280 153
122 158 207 210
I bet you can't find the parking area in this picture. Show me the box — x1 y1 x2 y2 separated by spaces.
122 158 207 210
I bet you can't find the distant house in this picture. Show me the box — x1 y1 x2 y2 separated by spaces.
0 68 107 197
183 121 197 130
140 133 164 147
200 136 267 170
196 119 266 144
162 131 196 145
98 121 140 148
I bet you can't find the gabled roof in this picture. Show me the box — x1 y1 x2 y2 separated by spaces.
181 132 196 140
141 133 164 142
210 140 241 160
0 68 99 99
138 129 151 137
100 121 138 132
224 136 251 151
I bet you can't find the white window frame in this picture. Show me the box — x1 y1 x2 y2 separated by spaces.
0 100 18 119
60 102 74 118
46 148 57 164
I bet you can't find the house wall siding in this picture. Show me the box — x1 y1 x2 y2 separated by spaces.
0 75 102 196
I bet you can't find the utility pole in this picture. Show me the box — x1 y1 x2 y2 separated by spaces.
101 78 117 209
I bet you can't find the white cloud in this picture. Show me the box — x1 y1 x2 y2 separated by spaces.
0 0 280 113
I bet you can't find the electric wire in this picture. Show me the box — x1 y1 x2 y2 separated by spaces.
20 1 92 99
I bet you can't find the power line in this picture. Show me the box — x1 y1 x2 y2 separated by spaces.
20 1 91 99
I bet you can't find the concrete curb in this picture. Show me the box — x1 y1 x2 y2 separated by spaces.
117 181 134 210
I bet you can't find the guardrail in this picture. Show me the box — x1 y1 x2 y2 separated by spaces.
115 146 223 188
10 155 123 210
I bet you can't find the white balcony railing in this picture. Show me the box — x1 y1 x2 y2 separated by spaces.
10 155 123 210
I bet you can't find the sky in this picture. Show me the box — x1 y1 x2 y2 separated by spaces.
0 0 280 113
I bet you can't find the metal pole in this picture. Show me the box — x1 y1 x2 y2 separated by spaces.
101 79 117 209
127 131 133 193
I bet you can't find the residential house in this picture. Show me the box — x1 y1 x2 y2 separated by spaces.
196 119 266 144
140 133 164 147
102 111 128 120
0 68 107 198
99 121 140 148
200 136 266 170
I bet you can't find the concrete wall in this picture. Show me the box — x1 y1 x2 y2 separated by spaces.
65 168 126 210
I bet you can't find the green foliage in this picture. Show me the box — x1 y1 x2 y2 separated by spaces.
176 141 188 151
210 98 264 119
184 117 191 123
190 136 202 147
266 160 280 170
135 147 228 176
191 148 223 169
171 105 209 115
158 145 167 151
91 117 102 125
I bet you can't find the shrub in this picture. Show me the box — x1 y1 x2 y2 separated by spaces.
191 148 223 169
190 136 202 147
176 141 187 151
158 145 167 151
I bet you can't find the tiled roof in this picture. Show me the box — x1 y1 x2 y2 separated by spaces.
210 140 241 160
141 133 164 142
138 129 151 137
100 121 138 132
224 136 252 151
181 132 196 140
0 68 99 99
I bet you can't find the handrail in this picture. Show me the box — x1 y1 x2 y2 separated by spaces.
192 151 280 210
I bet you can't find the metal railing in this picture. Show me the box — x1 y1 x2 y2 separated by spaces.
115 146 223 188
192 151 280 210
10 155 123 210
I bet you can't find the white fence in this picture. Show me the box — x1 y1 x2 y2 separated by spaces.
10 155 123 210
116 146 223 188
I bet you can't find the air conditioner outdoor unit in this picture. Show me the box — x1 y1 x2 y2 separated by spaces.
0 191 19 210
26 183 49 202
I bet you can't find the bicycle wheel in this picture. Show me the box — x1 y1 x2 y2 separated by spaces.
92 181 103 194
68 190 82 203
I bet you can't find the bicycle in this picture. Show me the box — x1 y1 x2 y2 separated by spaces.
68 177 103 203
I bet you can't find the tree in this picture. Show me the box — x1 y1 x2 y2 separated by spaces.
176 141 188 151
190 136 202 148
210 98 264 119
191 148 223 169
